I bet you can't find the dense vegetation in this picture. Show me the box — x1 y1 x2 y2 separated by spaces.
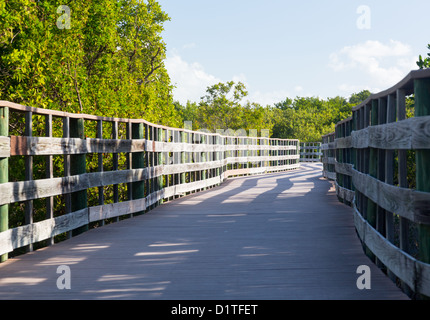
1 0 181 127
175 82 370 142
1 0 372 143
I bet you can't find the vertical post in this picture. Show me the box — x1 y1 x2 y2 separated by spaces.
70 117 88 236
0 106 8 262
112 121 119 221
397 89 409 254
126 121 133 202
45 114 54 245
63 117 72 239
367 101 378 227
158 128 164 204
97 120 104 226
24 111 33 252
385 95 396 243
415 78 430 264
215 134 220 179
201 134 206 188
132 122 145 215
181 130 186 187
385 93 396 282
365 100 378 261
377 98 387 236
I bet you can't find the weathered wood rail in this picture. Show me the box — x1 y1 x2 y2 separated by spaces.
0 101 300 261
299 142 322 162
321 68 430 298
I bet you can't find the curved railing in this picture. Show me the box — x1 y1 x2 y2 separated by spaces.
0 101 300 261
300 142 322 162
322 68 430 298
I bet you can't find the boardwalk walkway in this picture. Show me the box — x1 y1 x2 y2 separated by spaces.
0 163 408 300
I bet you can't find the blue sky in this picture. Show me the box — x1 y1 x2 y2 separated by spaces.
158 0 430 106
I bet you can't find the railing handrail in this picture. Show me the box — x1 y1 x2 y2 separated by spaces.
351 68 430 111
322 68 430 299
0 100 299 142
0 101 300 261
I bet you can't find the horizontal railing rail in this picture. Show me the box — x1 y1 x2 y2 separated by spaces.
0 101 300 261
321 68 430 298
300 142 322 162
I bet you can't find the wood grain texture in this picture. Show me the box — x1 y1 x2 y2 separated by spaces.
0 137 9 158
353 204 430 297
349 116 430 150
0 209 88 256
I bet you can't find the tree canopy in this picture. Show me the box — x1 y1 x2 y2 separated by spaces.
1 1 375 141
0 0 181 127
175 81 372 142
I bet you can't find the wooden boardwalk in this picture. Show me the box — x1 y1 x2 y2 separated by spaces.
0 163 408 300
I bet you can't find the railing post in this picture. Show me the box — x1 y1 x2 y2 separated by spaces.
181 130 186 187
97 120 105 226
45 114 54 245
63 116 72 239
0 106 8 262
158 127 164 204
70 117 88 236
132 122 145 215
367 100 378 228
415 78 430 264
112 121 119 220
24 111 33 251
396 89 409 254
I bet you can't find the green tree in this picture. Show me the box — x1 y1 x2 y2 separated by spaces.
0 0 180 126
349 90 372 106
269 95 353 142
417 44 430 69
179 81 272 136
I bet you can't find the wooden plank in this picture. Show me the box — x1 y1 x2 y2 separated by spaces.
89 199 146 222
336 182 354 203
0 136 9 158
10 135 305 156
24 111 34 252
416 260 430 297
335 162 354 177
352 204 417 293
0 158 300 206
352 169 430 224
0 107 8 262
70 118 88 236
0 208 89 256
132 123 145 215
0 174 90 205
349 116 430 150
45 114 54 246
397 89 409 254
0 163 407 300
9 136 148 156
415 78 430 265
335 136 352 149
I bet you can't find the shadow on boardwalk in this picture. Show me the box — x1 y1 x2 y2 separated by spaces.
0 163 408 300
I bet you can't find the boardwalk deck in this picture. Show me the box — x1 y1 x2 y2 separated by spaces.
0 163 408 300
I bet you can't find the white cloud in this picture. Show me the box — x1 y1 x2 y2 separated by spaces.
294 86 304 93
329 40 418 90
165 52 222 104
181 43 197 50
165 52 310 107
247 89 292 107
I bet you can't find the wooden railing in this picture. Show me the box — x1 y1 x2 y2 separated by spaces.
321 133 336 180
0 101 300 261
322 68 430 298
299 142 322 162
